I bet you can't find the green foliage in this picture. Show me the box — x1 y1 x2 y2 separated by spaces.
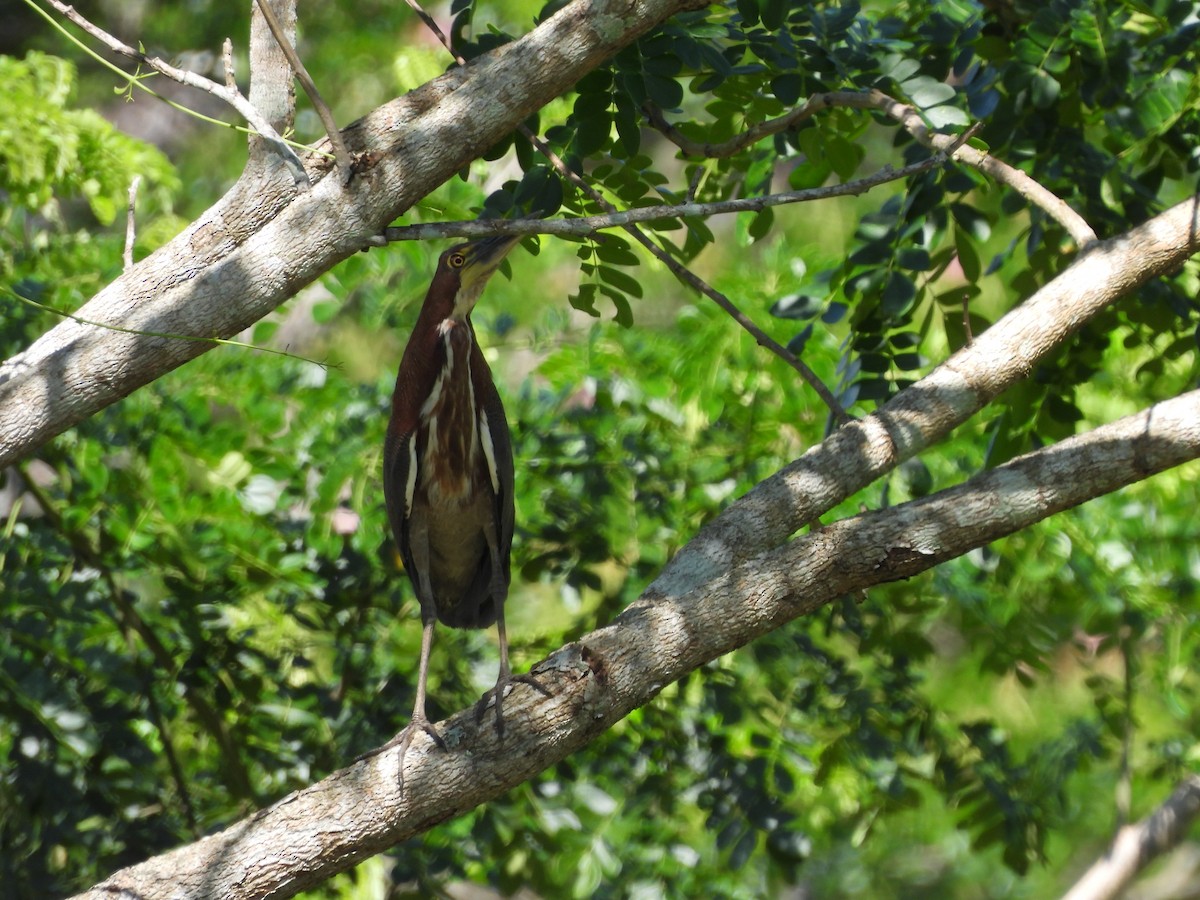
3 0 1200 897
0 52 178 225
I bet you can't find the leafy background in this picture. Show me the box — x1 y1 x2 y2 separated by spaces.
2 0 1199 896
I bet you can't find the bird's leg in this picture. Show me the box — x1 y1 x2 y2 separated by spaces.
356 519 445 790
355 614 445 791
474 522 551 736
476 606 553 737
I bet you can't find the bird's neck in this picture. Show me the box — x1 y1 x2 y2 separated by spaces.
418 319 480 504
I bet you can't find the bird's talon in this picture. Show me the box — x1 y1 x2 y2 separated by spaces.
517 672 553 698
355 717 445 793
474 671 553 734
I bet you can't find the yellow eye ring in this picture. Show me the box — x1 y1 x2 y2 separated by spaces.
448 252 466 268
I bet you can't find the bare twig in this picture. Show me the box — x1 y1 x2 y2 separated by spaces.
6 291 333 370
642 93 835 159
401 0 454 49
400 0 852 424
123 175 141 271
45 0 308 185
253 0 351 176
647 89 1099 248
1063 775 1200 900
384 157 937 242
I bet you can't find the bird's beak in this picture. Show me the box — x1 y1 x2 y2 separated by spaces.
457 235 521 298
465 235 521 270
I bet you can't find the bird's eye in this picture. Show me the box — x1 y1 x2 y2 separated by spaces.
448 252 466 268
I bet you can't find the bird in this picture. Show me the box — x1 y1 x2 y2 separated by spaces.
370 234 543 787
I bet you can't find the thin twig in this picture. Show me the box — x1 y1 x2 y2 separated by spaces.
642 94 834 159
647 89 1099 248
6 290 334 370
123 175 141 270
384 157 938 243
401 0 853 424
253 0 352 176
44 0 309 185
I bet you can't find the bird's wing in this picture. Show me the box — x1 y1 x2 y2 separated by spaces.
382 421 419 576
473 346 515 576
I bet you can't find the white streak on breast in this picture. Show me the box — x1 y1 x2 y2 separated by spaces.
479 408 500 494
405 435 418 517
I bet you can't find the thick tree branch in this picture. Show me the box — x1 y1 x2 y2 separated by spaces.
0 0 708 470
646 88 1099 247
651 193 1200 594
246 0 298 168
1064 775 1200 900
74 388 1200 900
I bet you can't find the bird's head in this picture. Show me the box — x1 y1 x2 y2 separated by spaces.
436 235 521 321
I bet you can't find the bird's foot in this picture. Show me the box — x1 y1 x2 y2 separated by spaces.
474 671 552 738
355 715 446 792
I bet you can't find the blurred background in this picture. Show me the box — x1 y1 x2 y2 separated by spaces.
2 1 1200 897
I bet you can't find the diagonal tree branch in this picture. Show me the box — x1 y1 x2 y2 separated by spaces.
381 157 939 242
650 192 1200 595
72 386 1200 900
382 157 935 243
1063 775 1200 900
253 0 351 174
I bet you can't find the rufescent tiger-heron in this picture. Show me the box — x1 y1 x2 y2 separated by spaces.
373 235 545 785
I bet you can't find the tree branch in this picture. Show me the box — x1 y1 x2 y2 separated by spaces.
381 156 938 242
45 0 309 185
649 193 1200 595
253 0 351 174
1063 775 1200 900
645 88 1099 247
74 388 1200 900
123 175 140 270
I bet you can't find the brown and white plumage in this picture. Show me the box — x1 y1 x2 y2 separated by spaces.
370 235 537 788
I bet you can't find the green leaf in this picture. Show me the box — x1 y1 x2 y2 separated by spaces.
613 95 641 156
881 271 917 317
748 207 774 242
568 282 600 316
311 300 338 323
771 73 805 105
902 75 956 108
597 283 634 326
1030 70 1061 108
736 0 759 26
954 227 981 283
597 264 644 298
827 135 865 180
645 73 684 109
